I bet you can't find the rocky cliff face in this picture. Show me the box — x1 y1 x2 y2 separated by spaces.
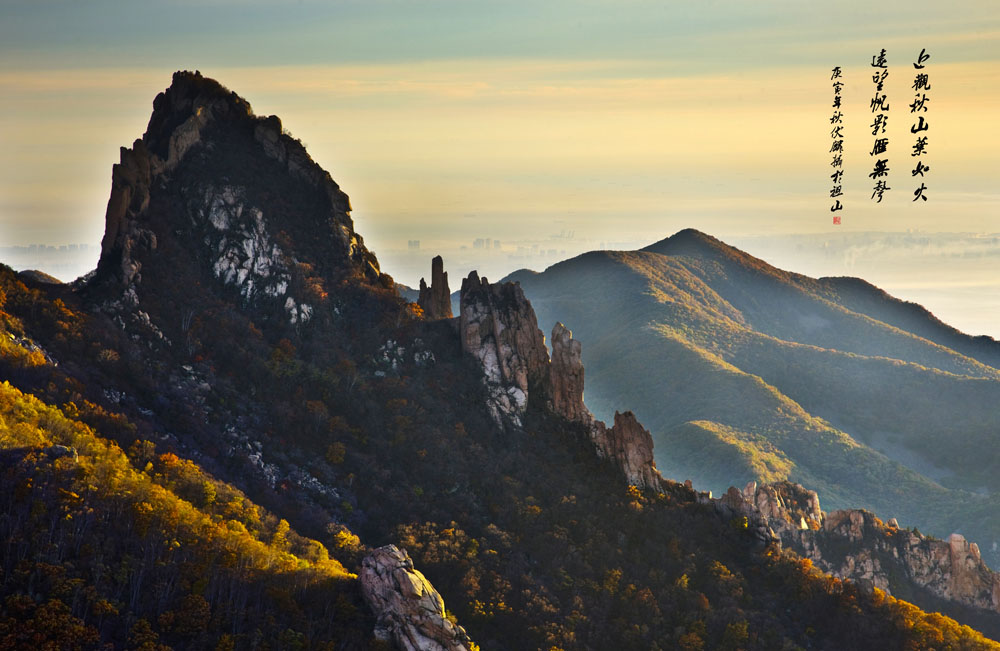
98 139 157 287
706 480 1000 616
360 545 475 651
428 254 1000 622
459 271 550 428
89 70 382 332
456 269 662 489
791 509 1000 611
589 412 661 490
417 256 453 320
549 322 590 425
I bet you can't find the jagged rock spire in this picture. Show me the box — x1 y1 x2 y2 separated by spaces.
589 411 661 491
417 255 453 319
459 271 549 428
550 322 591 425
458 271 663 490
87 70 385 333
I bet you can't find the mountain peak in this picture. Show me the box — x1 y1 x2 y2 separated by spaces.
639 227 803 286
88 71 384 337
642 228 733 257
142 70 252 162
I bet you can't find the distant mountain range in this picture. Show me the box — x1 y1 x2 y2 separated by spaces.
506 228 1000 562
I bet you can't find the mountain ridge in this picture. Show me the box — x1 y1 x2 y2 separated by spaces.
505 228 1000 554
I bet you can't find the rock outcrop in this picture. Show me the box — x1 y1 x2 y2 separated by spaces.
790 509 1000 611
549 322 590 424
457 270 663 489
589 411 660 490
98 139 157 286
360 545 475 651
705 480 1000 615
746 480 822 530
89 70 381 331
702 484 780 547
459 271 549 428
417 256 453 320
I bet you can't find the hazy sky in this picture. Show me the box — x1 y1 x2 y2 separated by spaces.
1 1 999 333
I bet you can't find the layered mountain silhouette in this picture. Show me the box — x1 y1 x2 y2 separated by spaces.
507 228 1000 561
3 72 1000 648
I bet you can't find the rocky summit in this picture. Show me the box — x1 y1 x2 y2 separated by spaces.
459 271 550 428
549 322 590 425
89 70 383 336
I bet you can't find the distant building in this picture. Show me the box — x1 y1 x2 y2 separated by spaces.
407 240 420 250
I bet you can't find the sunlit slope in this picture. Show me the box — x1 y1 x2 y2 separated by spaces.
507 230 1000 548
589 321 978 525
0 380 369 648
641 230 1000 379
814 275 1000 370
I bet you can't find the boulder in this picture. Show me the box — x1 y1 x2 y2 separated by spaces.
360 545 474 651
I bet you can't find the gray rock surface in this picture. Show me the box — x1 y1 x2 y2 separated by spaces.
360 545 475 651
549 322 590 425
92 70 381 330
589 411 662 490
459 271 549 428
458 271 664 491
708 480 1000 614
418 256 453 320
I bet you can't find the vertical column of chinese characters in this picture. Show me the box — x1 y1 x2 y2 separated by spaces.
869 49 890 202
911 48 931 201
830 67 844 223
